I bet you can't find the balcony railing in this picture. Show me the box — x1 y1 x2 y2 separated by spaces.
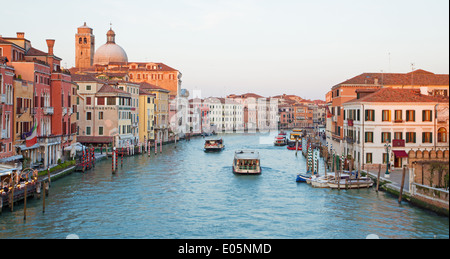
392 139 405 147
43 107 54 115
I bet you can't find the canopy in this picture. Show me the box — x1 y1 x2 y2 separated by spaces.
393 150 409 158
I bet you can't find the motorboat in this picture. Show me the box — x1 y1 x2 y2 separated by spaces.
204 138 224 152
233 150 261 174
287 141 301 150
274 135 287 146
327 176 373 189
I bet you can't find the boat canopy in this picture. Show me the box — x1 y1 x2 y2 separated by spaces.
234 150 260 160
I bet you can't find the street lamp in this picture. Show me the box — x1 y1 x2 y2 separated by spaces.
384 141 391 178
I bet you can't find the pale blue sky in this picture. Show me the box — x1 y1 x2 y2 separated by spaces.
1 0 448 100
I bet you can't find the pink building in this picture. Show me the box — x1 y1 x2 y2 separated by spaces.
0 56 15 161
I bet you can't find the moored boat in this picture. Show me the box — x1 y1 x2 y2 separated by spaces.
296 171 312 182
327 176 373 189
287 141 301 150
204 138 224 152
233 150 261 174
274 135 287 146
1 167 39 211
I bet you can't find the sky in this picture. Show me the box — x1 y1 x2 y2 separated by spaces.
1 0 449 100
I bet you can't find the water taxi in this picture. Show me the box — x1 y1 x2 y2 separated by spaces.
288 129 303 142
274 135 287 146
204 138 224 152
233 150 261 174
287 141 302 150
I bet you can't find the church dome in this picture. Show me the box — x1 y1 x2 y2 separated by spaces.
93 28 128 65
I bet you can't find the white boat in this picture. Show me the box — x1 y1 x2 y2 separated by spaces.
204 138 224 152
310 172 338 188
309 172 350 188
233 150 261 174
327 177 373 189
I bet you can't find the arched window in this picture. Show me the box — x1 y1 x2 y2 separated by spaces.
438 127 447 143
84 37 87 44
79 37 82 44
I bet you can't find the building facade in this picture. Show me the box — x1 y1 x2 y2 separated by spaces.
327 69 449 158
342 88 449 171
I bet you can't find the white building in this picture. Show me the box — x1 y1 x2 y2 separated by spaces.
342 88 449 171
203 97 244 133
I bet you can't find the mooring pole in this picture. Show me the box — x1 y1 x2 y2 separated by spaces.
399 166 407 204
376 164 381 192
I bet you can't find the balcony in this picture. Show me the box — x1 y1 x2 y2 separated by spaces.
1 130 8 139
43 107 54 115
392 139 405 147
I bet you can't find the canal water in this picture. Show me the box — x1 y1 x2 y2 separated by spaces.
0 133 448 239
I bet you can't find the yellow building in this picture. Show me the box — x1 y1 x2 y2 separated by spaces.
138 88 155 142
140 82 169 142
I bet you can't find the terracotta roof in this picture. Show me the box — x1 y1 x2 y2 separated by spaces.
227 93 265 99
334 69 449 89
26 47 48 56
345 88 449 104
97 84 129 95
139 81 170 92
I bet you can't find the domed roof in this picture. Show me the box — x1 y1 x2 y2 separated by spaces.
93 43 128 65
93 27 128 65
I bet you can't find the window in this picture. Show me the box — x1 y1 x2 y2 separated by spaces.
97 97 105 105
86 126 91 135
365 110 375 121
394 110 402 122
437 128 447 143
394 132 403 140
86 97 92 105
366 153 373 164
422 132 433 143
107 97 116 105
99 112 104 120
86 112 92 120
381 132 391 143
382 110 391 122
365 132 374 143
406 110 415 122
406 132 416 143
422 110 432 122
99 126 104 136
86 85 91 91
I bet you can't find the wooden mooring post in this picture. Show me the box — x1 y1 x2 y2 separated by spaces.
376 164 381 192
398 166 407 204
23 183 27 220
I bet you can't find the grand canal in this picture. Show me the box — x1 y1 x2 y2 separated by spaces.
0 133 448 239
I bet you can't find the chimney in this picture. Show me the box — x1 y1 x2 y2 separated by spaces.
420 87 429 96
16 32 25 39
46 39 55 56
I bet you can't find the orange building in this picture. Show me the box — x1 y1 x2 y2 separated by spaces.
72 23 182 97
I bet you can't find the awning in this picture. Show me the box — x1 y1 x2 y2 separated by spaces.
77 136 113 144
393 150 409 158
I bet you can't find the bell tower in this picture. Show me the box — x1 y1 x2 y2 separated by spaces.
75 22 95 68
